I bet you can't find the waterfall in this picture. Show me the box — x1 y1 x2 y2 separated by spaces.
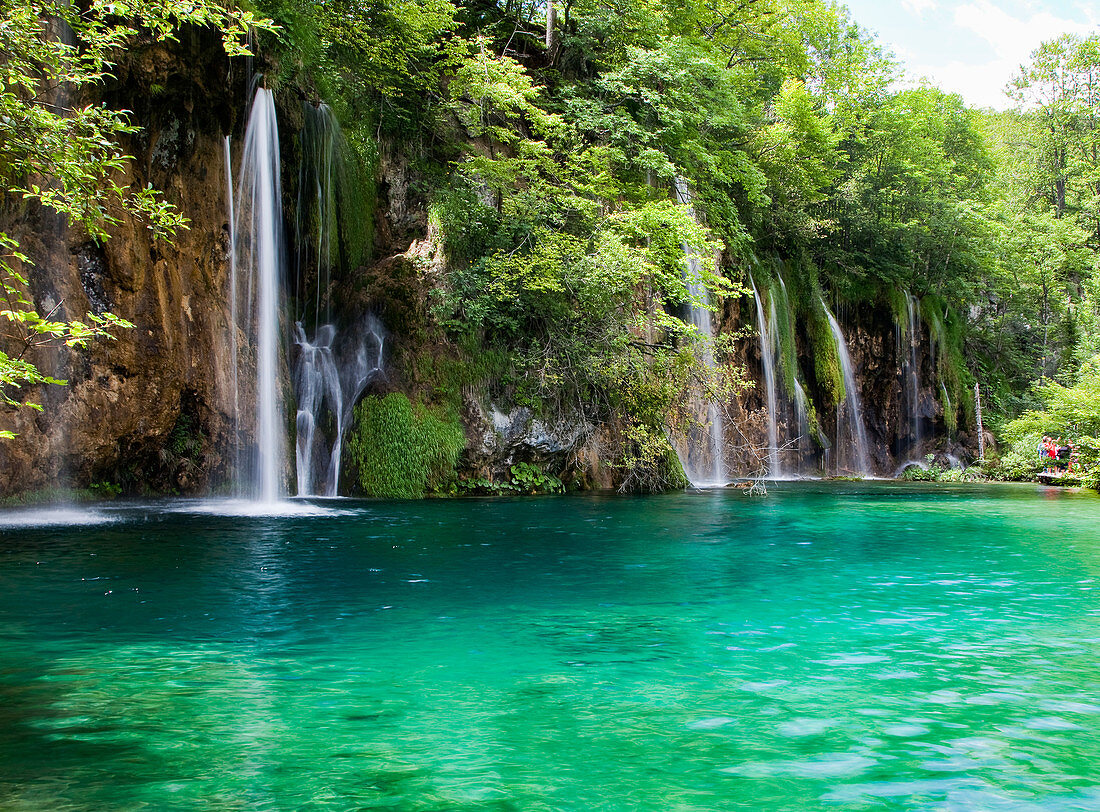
941 381 953 439
672 177 725 486
821 300 872 476
224 135 242 484
293 317 385 497
749 275 781 478
231 87 287 503
295 103 341 327
903 293 922 456
777 274 811 473
792 380 811 471
290 102 386 497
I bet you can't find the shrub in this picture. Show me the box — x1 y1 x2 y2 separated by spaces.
344 393 466 498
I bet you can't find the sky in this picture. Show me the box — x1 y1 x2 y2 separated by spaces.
840 0 1099 109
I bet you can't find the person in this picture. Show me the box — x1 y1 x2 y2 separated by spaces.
1056 440 1072 472
1040 436 1054 473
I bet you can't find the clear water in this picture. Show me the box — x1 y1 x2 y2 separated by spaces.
2 483 1100 810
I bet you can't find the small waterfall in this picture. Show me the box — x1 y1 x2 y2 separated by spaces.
293 317 385 497
903 293 922 456
821 299 872 476
792 379 811 469
749 275 781 478
295 103 342 327
673 177 725 486
941 381 953 439
290 103 386 497
231 86 287 503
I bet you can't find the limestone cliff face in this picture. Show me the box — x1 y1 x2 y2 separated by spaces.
0 31 246 495
721 293 978 479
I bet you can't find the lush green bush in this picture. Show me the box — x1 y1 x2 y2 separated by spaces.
993 356 1100 488
344 393 466 498
992 439 1046 481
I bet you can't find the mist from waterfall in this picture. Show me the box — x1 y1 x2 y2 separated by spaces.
230 86 287 504
821 300 872 476
672 176 726 486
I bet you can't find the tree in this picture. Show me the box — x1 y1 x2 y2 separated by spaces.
0 0 272 436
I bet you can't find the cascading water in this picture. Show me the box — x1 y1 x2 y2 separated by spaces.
224 135 242 482
230 86 287 503
821 299 872 476
775 273 811 472
291 103 387 497
749 275 781 478
293 317 385 497
903 293 922 456
672 177 725 486
295 103 341 326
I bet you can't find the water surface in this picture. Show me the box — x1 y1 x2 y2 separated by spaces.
2 482 1099 810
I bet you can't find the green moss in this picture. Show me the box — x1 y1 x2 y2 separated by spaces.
922 294 975 432
884 285 914 341
404 343 509 415
807 295 844 406
344 393 466 498
768 272 799 400
662 442 691 491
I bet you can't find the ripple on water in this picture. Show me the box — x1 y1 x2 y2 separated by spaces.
720 752 877 779
882 724 931 737
685 716 735 730
818 654 890 666
777 718 838 737
822 778 983 803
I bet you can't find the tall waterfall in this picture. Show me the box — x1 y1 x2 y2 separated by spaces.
673 177 725 486
821 300 872 476
749 275 781 478
230 87 287 503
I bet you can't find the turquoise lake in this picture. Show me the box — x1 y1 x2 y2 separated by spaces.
1 482 1100 810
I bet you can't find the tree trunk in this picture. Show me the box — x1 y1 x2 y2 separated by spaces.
546 0 556 51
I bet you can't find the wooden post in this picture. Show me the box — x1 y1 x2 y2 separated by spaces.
974 382 984 461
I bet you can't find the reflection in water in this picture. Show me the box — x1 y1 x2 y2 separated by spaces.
1 483 1099 809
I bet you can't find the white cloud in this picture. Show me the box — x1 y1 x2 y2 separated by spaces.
901 0 938 15
899 0 1100 108
903 57 1020 109
953 0 1095 61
